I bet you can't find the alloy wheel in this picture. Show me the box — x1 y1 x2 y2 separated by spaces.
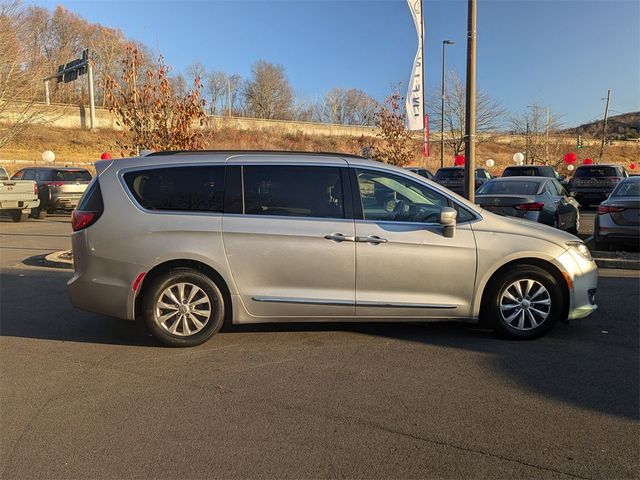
155 282 212 336
499 279 551 331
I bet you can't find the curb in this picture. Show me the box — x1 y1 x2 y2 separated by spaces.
43 250 73 269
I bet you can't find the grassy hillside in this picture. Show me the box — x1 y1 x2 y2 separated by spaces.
2 124 638 177
564 112 640 140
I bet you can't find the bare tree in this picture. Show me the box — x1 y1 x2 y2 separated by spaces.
427 70 505 155
0 0 49 149
322 87 378 125
509 104 564 165
243 60 293 120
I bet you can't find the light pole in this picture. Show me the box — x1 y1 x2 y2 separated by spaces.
463 0 477 202
440 40 455 168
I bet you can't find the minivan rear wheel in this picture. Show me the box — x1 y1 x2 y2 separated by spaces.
142 268 225 347
482 265 563 339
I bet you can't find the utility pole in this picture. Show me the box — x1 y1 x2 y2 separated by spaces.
463 0 477 202
599 89 611 162
525 120 530 165
87 57 96 130
440 40 454 168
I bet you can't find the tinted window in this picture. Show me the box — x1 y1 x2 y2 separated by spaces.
22 170 36 181
123 166 225 212
0 167 8 181
550 180 565 196
53 170 92 182
435 169 464 180
243 166 344 219
35 170 52 181
77 178 104 211
11 170 24 180
612 180 640 197
477 180 541 195
574 166 618 178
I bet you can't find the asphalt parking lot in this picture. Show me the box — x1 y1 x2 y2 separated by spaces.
1 215 638 479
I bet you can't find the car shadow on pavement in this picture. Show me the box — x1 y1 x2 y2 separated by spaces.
1 268 638 421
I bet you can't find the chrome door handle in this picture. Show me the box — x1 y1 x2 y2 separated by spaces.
324 233 355 242
357 235 388 244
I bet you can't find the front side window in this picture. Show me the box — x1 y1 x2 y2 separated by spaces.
243 165 344 219
123 166 225 212
357 169 450 223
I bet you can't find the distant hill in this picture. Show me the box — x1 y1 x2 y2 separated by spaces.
564 112 640 140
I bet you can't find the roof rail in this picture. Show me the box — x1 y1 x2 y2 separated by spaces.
145 149 366 159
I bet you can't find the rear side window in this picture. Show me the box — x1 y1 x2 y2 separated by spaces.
22 170 36 181
53 170 92 182
243 165 345 219
35 170 51 181
574 166 618 178
77 178 104 211
123 166 225 212
0 167 8 180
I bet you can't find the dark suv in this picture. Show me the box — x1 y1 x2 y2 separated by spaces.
569 164 629 207
434 167 492 195
502 165 568 187
12 167 92 218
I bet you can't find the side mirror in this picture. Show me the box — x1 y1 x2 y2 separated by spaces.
440 206 457 238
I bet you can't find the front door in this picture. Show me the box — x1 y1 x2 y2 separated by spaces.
352 168 477 318
223 163 356 318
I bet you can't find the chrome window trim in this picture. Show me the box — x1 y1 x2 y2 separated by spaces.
224 213 355 224
352 165 482 225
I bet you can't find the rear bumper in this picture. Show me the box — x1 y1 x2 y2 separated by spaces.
0 199 39 211
51 195 81 210
595 217 640 244
573 191 611 205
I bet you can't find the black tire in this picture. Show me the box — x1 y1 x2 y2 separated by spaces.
481 265 564 340
30 207 46 220
141 268 225 347
9 210 27 222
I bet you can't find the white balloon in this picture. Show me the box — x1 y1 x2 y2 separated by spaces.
513 152 524 164
486 159 495 168
567 164 575 171
42 150 55 163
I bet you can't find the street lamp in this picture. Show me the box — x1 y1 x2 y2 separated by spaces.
440 39 455 168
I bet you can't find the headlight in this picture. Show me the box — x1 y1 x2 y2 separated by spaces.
566 241 592 261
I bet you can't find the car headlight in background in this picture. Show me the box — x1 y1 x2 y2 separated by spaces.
566 241 592 261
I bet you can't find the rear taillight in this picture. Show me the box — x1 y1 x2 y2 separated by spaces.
34 183 38 195
597 205 625 215
514 202 544 211
46 181 65 187
71 210 99 231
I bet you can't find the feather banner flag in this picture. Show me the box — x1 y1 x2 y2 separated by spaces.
405 0 424 131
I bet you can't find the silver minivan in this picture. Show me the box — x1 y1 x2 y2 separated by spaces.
68 151 598 346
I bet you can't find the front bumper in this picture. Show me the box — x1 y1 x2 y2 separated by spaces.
555 248 598 320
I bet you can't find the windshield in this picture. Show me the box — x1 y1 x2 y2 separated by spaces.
574 166 618 178
53 170 92 182
612 181 640 197
477 180 541 195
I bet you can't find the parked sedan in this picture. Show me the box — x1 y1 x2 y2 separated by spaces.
476 177 580 233
594 176 640 250
12 167 92 218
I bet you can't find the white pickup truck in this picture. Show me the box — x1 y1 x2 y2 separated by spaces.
0 166 40 222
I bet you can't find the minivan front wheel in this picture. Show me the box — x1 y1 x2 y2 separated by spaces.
142 268 225 347
482 265 563 339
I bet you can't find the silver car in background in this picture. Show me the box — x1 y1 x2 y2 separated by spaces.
476 176 580 233
594 176 640 250
68 151 598 347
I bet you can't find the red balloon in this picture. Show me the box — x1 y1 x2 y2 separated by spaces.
564 152 577 164
454 155 465 166
582 158 593 165
630 163 637 170
100 152 112 160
